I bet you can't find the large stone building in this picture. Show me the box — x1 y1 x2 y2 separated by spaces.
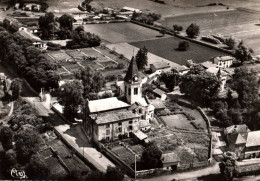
83 57 154 143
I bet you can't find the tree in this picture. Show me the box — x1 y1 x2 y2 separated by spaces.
26 154 50 180
14 128 41 164
141 142 163 169
59 14 74 31
179 66 221 106
219 152 237 181
178 40 190 51
186 23 200 38
160 29 166 36
57 80 85 121
39 0 49 11
225 37 236 50
38 12 56 40
159 68 179 91
173 24 183 32
75 67 105 99
228 109 242 125
10 78 23 100
234 41 252 64
86 170 105 181
4 149 17 170
135 46 148 71
105 166 124 181
0 126 13 151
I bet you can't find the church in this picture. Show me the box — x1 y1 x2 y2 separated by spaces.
83 57 154 143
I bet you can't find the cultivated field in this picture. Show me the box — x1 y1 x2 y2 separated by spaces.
83 23 169 44
161 114 195 130
131 37 229 65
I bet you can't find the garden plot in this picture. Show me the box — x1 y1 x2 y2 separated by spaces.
66 50 86 59
111 145 135 166
48 52 72 62
61 62 82 73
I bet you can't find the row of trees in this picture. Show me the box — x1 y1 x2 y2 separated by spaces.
0 30 59 90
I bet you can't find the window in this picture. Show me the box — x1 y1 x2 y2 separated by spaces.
129 125 133 130
118 122 122 126
128 88 131 95
129 120 132 124
134 88 138 95
125 86 127 94
118 127 122 133
106 124 110 128
141 115 145 119
139 109 142 114
106 129 110 135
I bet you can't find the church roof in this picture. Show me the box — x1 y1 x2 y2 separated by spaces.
88 97 130 113
124 56 139 84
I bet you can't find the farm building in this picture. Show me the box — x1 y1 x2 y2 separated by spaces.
152 88 167 101
150 62 170 73
161 152 180 170
83 57 154 143
211 56 234 68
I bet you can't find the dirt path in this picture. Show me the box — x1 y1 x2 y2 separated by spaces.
141 163 220 181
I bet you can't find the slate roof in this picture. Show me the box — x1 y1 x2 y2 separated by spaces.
161 152 180 164
226 124 249 134
153 88 165 96
149 99 166 110
124 56 140 84
246 130 260 147
94 109 140 125
88 97 130 113
133 130 148 140
201 61 215 69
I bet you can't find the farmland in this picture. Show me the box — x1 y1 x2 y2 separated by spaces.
83 23 169 44
130 37 229 65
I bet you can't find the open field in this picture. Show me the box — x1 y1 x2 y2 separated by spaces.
83 23 169 44
131 37 229 65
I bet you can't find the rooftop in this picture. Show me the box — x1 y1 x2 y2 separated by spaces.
201 61 216 69
149 99 166 110
133 130 148 140
161 152 180 164
226 124 249 134
151 61 170 70
153 88 166 96
246 130 260 147
94 109 140 125
18 30 41 41
88 97 130 113
124 56 140 84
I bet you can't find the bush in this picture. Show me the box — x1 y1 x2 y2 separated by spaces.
225 37 236 50
105 75 117 82
186 23 200 38
117 63 125 69
178 41 190 51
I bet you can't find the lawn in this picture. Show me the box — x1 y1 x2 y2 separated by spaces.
130 37 229 65
161 114 195 130
83 23 169 43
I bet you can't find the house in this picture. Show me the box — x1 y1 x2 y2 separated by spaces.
206 67 228 92
244 131 260 159
73 15 83 25
161 152 180 171
83 57 154 143
224 125 260 160
211 56 234 68
150 62 170 73
18 30 47 50
148 99 166 112
121 6 142 13
152 88 167 100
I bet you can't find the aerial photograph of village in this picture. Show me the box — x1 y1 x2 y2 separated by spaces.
0 0 260 180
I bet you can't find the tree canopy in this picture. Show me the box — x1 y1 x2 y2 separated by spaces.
234 41 252 64
141 142 163 169
159 68 179 91
0 126 13 151
10 78 23 100
75 67 105 99
57 80 85 121
58 14 74 39
186 23 200 38
135 46 148 71
38 12 56 40
179 65 221 106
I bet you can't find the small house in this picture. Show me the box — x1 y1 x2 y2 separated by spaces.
161 152 180 171
211 56 234 68
150 62 170 73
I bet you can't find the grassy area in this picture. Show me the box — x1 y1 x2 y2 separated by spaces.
158 10 259 30
161 114 196 130
130 37 229 65
83 23 168 44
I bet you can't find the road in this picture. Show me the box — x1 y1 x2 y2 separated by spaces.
141 163 220 181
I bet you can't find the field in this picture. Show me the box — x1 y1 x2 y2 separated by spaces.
83 23 169 44
130 37 229 65
158 9 260 54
